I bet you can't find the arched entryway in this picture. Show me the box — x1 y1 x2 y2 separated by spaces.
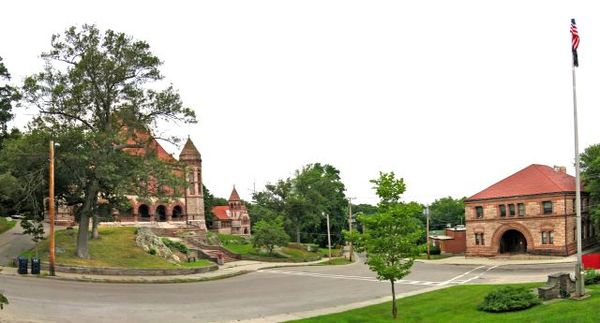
138 204 150 219
156 205 167 221
499 229 527 254
172 205 183 219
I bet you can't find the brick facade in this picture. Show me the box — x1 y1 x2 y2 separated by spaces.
465 164 597 257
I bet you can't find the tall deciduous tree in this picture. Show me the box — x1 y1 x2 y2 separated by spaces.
253 163 346 244
581 144 600 232
0 56 20 149
346 172 423 319
428 196 465 230
21 25 196 258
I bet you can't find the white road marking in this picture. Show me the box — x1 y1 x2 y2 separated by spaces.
257 269 445 286
258 265 500 287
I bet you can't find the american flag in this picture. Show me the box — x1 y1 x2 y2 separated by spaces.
571 19 580 67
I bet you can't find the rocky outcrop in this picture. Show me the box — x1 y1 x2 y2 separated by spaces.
135 227 177 262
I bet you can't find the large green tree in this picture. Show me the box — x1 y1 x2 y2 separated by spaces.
346 172 423 319
252 217 290 255
0 56 20 149
253 163 347 245
21 25 196 258
581 144 600 232
428 196 465 230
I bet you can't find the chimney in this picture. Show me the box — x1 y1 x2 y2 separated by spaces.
553 165 567 174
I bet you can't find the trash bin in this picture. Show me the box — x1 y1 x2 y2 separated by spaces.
31 257 41 275
17 256 28 274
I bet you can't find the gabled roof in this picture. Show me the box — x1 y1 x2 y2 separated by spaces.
467 164 577 201
179 138 201 161
211 206 231 221
229 186 240 201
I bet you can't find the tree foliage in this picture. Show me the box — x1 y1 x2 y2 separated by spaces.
0 56 20 148
581 143 600 233
20 25 196 258
347 172 423 319
252 163 347 245
428 196 465 230
202 184 228 228
252 217 290 255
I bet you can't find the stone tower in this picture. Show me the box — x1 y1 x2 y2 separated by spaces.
228 186 242 217
179 138 206 230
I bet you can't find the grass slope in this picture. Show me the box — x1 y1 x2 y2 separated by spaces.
219 235 322 262
22 227 212 269
0 217 17 235
291 284 600 323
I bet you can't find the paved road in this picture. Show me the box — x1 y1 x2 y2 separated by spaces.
0 257 575 323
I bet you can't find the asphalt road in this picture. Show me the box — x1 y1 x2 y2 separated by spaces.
0 258 575 323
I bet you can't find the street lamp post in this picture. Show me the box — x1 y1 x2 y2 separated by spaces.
424 205 430 260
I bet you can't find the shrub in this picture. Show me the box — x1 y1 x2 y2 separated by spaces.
585 269 600 286
0 292 7 310
161 238 189 254
429 244 441 255
477 286 541 312
148 248 157 255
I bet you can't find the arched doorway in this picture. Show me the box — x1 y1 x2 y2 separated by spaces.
172 205 183 219
156 205 167 221
138 204 150 219
499 229 527 254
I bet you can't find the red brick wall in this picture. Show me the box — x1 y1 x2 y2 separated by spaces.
440 229 466 254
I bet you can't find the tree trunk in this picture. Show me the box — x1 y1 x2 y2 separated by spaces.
76 179 98 258
91 214 99 239
296 225 301 243
391 279 397 319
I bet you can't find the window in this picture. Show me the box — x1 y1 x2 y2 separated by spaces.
518 203 525 216
508 204 515 217
475 206 484 219
572 199 576 213
542 231 554 244
474 233 485 245
499 205 506 217
542 201 553 214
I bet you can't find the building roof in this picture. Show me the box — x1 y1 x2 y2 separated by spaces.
229 186 241 201
467 164 577 201
211 206 231 221
179 138 201 161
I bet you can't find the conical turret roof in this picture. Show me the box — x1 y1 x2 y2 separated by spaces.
229 186 241 201
179 137 201 161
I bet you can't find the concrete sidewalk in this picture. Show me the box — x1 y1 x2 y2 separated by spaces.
0 258 333 283
416 255 577 266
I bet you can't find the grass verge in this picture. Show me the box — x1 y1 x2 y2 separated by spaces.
21 227 212 269
290 283 600 322
311 257 353 266
0 217 17 235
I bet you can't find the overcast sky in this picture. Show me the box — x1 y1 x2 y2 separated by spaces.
1 1 599 205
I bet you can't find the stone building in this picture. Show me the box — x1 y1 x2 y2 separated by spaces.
211 187 251 235
49 137 206 230
430 226 466 254
465 164 596 257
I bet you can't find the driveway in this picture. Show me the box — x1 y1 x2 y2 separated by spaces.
0 220 43 266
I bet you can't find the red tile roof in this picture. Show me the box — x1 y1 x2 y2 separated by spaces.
212 206 231 221
467 164 578 201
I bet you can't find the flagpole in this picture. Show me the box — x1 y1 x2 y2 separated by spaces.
572 46 585 299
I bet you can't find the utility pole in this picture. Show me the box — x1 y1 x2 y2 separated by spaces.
48 141 56 276
424 205 430 260
347 198 354 262
325 212 332 260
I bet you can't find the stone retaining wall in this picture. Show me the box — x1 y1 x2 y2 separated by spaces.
40 262 218 276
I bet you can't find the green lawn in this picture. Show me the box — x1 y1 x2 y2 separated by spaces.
0 217 17 235
219 236 322 262
415 253 455 260
21 227 212 269
218 233 247 244
291 283 600 322
319 247 343 257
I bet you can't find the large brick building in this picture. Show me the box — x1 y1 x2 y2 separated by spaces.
465 164 596 257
